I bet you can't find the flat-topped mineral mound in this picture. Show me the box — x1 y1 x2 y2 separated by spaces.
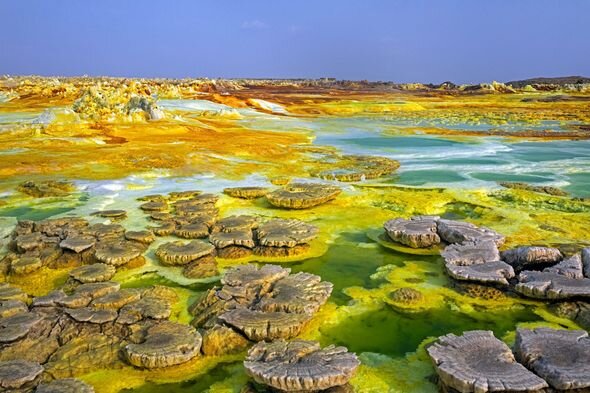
244 339 359 392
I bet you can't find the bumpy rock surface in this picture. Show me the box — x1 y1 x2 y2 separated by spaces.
69 263 116 283
124 230 155 244
257 219 319 248
0 300 28 318
0 281 193 383
91 209 127 218
544 254 584 279
314 154 400 182
224 186 269 199
155 240 215 265
219 308 310 341
441 239 513 285
501 246 563 271
514 328 590 391
437 219 505 246
445 261 515 286
0 359 43 389
213 215 259 233
384 216 440 248
94 240 144 266
244 339 360 392
190 265 332 352
123 321 202 369
442 239 500 266
553 301 590 330
515 270 590 299
36 378 95 393
139 201 168 212
389 287 424 304
0 283 28 302
60 236 96 253
209 216 258 250
17 180 75 198
209 230 255 249
266 183 341 209
427 330 548 393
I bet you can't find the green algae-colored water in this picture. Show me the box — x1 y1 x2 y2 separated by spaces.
319 305 541 357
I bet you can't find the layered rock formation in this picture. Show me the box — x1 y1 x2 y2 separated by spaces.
189 264 332 356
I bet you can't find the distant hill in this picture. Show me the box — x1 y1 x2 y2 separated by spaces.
506 76 590 87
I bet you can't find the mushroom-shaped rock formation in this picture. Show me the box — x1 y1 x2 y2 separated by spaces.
0 300 28 318
65 307 118 324
17 180 75 198
69 263 116 283
168 190 201 201
59 236 96 253
389 287 424 305
219 308 311 341
201 323 250 356
148 220 176 236
257 272 333 315
187 193 219 205
174 222 210 239
553 301 590 331
244 339 360 392
441 239 514 285
94 240 144 266
139 201 168 212
91 209 127 218
10 256 43 275
183 255 219 279
213 215 259 233
210 229 255 250
0 359 44 389
58 281 120 308
0 282 194 379
123 321 202 369
445 261 515 286
544 254 584 279
124 230 156 244
15 232 44 252
514 327 590 391
224 186 269 199
256 219 319 248
384 216 440 248
155 240 215 266
515 271 590 299
437 219 505 246
266 183 341 209
91 288 142 310
36 378 95 393
222 264 290 289
441 239 500 266
31 290 66 307
149 211 173 221
87 223 125 239
137 194 166 203
117 295 171 325
427 330 548 393
0 283 28 302
174 202 218 219
190 265 332 350
0 311 43 343
314 154 400 182
501 246 563 271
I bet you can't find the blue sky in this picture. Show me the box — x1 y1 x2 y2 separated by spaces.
1 0 589 83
